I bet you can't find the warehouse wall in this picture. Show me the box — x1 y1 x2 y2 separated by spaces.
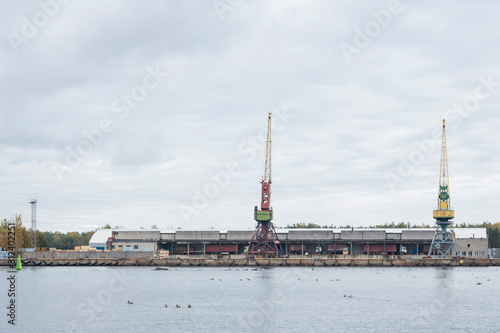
111 241 157 252
456 238 488 258
113 230 160 240
175 230 220 241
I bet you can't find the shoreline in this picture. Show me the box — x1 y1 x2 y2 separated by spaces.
1 257 499 267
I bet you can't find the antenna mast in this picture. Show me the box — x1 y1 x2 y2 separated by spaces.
30 197 37 249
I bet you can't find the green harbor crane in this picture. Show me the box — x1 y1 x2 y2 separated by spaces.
428 119 459 257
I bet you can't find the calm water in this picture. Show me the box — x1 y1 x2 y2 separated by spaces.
0 266 498 332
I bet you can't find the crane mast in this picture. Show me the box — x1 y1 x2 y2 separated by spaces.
429 120 458 256
247 113 282 258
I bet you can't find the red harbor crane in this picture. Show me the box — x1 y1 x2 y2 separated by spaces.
246 113 282 258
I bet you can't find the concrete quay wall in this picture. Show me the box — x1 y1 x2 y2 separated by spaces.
20 250 154 259
1 258 499 267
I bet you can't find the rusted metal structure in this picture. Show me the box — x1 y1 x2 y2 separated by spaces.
246 113 282 258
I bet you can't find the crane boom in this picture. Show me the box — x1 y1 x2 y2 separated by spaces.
260 113 272 211
433 119 454 220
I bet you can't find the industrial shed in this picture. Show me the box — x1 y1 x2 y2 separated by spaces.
107 228 489 258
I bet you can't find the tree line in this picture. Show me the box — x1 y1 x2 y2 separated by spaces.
0 216 160 251
0 215 95 251
285 222 433 229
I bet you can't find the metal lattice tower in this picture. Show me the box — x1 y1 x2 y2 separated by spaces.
429 120 458 257
247 113 282 258
30 198 37 249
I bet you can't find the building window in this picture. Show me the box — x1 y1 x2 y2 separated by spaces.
467 244 471 248
118 245 123 248
468 251 472 256
111 245 115 250
481 251 485 257
134 245 139 250
462 251 466 256
474 251 479 256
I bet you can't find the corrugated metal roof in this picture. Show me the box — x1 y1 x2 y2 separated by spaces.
97 227 487 240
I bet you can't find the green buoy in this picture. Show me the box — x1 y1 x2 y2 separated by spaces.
16 255 22 271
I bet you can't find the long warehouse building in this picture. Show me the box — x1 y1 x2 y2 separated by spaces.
90 228 488 258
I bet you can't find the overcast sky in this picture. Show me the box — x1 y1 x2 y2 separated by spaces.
1 1 499 232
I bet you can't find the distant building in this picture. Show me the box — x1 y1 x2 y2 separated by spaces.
489 248 500 258
109 230 158 252
106 228 488 257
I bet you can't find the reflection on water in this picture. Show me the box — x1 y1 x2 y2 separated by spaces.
0 266 498 333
